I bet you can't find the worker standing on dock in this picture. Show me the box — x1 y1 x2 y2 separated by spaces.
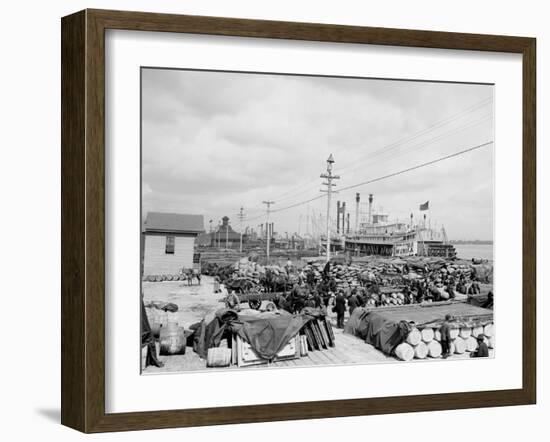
348 290 359 316
440 314 453 358
334 290 347 328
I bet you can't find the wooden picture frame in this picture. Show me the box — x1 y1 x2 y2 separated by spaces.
61 9 536 433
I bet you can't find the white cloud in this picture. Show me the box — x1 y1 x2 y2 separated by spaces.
142 68 494 240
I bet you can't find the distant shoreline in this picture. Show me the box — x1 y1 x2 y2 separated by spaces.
450 240 493 245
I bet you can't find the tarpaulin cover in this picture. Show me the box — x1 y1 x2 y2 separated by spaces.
471 264 493 283
232 311 310 360
344 307 412 355
193 309 239 359
141 298 163 367
467 294 493 309
194 308 313 361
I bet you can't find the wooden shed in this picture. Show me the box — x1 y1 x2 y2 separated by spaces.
143 212 204 277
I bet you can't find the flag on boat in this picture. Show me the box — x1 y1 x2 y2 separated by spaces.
419 201 429 211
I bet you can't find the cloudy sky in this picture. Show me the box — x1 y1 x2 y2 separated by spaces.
142 68 494 241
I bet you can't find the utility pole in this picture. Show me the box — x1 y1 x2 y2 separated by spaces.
225 221 229 249
237 207 245 253
320 154 340 263
262 200 275 261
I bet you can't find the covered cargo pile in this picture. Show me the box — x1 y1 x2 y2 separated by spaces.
190 307 334 366
302 257 483 292
344 301 494 361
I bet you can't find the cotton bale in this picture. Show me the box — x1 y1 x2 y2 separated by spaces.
450 327 459 340
406 328 422 346
472 326 484 337
421 328 435 343
459 327 472 339
434 329 442 341
394 343 415 361
483 323 494 337
427 340 442 358
413 341 428 359
453 337 466 354
465 336 478 352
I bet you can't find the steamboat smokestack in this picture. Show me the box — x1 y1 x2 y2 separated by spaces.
336 201 341 233
368 194 374 224
342 202 346 235
355 193 360 233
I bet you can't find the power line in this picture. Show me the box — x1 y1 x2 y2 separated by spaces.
335 97 492 175
259 140 493 219
268 113 492 207
263 97 493 205
341 113 493 179
338 141 493 193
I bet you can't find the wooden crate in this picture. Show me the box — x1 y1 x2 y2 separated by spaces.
235 334 300 367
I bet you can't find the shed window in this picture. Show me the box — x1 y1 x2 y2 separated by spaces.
165 236 175 254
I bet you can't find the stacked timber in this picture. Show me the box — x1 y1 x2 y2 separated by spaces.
301 317 335 351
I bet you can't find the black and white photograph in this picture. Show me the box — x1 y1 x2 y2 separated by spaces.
140 68 495 373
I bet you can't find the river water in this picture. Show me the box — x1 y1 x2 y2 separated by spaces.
453 243 494 261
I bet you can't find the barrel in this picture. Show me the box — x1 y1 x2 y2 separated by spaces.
449 341 456 355
394 342 415 361
406 328 421 346
450 328 459 339
159 323 186 355
421 328 434 343
459 327 472 339
206 347 231 367
484 323 495 337
427 340 442 358
453 337 466 354
413 341 428 359
471 326 484 337
465 336 478 352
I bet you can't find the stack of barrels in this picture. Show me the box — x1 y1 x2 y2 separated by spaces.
394 322 494 362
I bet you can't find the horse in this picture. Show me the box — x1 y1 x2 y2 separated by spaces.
180 268 201 286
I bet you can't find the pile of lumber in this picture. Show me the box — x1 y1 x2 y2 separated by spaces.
300 317 335 352
200 249 246 266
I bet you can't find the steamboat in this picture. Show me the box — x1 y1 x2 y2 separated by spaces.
324 194 456 258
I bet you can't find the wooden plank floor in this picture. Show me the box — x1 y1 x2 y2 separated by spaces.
144 323 393 374
143 311 493 374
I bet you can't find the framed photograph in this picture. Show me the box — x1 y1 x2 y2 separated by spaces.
61 9 536 433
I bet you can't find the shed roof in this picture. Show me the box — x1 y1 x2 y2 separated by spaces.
144 212 204 234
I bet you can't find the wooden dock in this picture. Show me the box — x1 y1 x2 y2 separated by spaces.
144 323 393 374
